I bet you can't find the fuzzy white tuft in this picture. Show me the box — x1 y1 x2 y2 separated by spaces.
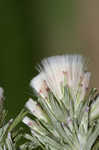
30 72 48 98
30 55 91 100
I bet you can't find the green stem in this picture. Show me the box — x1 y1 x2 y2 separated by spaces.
8 108 28 132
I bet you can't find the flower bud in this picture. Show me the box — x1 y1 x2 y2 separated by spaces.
25 98 48 123
23 116 41 133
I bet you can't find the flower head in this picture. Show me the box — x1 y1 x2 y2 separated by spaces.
30 55 91 100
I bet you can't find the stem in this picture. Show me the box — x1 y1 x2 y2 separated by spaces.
8 108 28 132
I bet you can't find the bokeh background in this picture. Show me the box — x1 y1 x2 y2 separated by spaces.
0 0 99 119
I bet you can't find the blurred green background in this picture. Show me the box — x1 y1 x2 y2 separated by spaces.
0 0 99 119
